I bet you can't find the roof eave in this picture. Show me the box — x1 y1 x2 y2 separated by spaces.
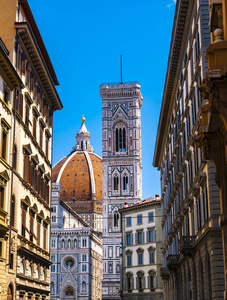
153 0 191 168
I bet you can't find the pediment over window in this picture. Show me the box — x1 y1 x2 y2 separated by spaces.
148 269 156 275
23 144 32 155
31 154 39 165
0 170 10 187
125 249 133 254
21 196 31 207
148 246 156 251
136 247 144 253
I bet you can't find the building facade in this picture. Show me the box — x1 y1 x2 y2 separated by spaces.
100 82 143 299
51 118 103 233
153 0 225 299
50 183 102 300
120 197 164 300
0 0 63 299
0 38 24 300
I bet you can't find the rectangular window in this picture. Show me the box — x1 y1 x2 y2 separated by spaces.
51 265 55 272
52 206 56 213
127 254 132 267
138 252 143 265
116 246 120 258
37 218 41 246
50 255 55 262
0 186 5 209
148 229 155 242
43 223 47 250
1 131 7 160
23 153 30 182
137 214 142 225
82 254 87 262
108 246 113 258
51 238 55 248
148 212 154 222
82 264 87 272
126 217 131 226
126 233 132 246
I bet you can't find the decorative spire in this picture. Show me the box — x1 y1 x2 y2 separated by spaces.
72 115 94 153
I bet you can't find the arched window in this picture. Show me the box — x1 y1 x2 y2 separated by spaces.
20 261 24 273
62 239 65 248
115 124 126 152
36 267 39 279
114 212 119 227
65 287 74 295
123 174 128 191
114 175 119 191
28 265 32 276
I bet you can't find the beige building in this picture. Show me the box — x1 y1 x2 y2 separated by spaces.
119 196 163 300
0 0 63 299
153 0 225 299
0 38 24 300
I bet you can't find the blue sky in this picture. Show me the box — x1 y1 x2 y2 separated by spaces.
29 0 176 199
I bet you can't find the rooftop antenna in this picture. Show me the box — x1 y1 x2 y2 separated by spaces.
120 54 123 84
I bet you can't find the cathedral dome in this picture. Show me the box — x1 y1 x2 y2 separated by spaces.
52 119 102 215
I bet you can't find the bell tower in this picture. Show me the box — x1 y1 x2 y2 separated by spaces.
100 82 143 299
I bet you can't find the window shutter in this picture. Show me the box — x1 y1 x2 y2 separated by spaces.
143 276 145 289
132 277 134 290
131 233 133 245
136 277 138 289
146 231 149 243
37 221 40 246
24 155 30 181
142 231 144 243
135 233 138 244
29 160 33 185
148 276 151 289
154 229 156 242
35 170 39 192
155 275 157 288
124 234 127 246
19 93 23 116
125 278 128 290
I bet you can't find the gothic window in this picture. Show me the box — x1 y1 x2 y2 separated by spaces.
82 281 86 293
115 123 126 152
108 261 113 273
114 175 119 191
81 141 83 150
62 239 65 248
123 174 129 191
114 212 119 227
50 282 54 292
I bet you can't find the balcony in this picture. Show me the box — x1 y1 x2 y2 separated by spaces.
167 254 179 269
180 236 195 257
160 267 169 280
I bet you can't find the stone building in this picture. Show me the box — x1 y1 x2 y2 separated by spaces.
119 196 164 300
0 38 24 300
0 0 63 299
153 0 225 299
50 183 102 300
100 82 143 299
51 118 103 233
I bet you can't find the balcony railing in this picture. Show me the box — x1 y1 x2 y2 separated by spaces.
180 235 195 257
167 254 179 269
